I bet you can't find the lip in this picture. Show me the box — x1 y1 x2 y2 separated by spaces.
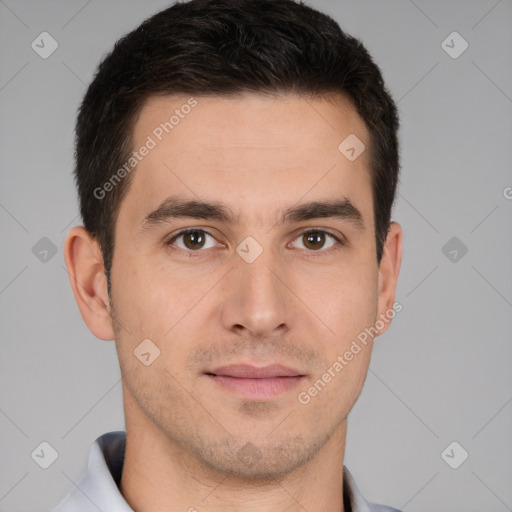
204 364 306 400
207 364 304 378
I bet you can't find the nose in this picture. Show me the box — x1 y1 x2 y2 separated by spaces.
220 243 291 339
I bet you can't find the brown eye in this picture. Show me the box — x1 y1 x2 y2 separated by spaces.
183 231 205 250
303 231 326 250
292 230 341 252
168 229 216 251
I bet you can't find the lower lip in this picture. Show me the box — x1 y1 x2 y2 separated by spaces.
206 375 305 399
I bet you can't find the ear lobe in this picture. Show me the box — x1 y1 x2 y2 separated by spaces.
375 221 403 337
64 226 115 341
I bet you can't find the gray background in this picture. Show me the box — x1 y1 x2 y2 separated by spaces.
0 0 511 511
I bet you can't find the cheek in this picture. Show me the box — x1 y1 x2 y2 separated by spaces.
110 254 213 377
296 335 373 423
111 248 172 321
315 265 377 406
297 260 378 344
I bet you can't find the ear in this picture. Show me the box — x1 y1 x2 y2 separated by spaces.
64 226 115 341
375 221 403 337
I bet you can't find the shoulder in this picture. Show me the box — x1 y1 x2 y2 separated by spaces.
343 466 402 512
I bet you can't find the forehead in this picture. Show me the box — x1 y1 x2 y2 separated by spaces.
121 92 373 228
134 92 368 153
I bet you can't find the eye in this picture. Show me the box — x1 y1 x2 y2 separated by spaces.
167 229 218 252
166 228 344 255
290 230 342 252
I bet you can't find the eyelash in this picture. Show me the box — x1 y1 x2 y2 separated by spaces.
165 228 345 257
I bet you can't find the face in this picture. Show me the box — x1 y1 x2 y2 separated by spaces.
98 93 399 478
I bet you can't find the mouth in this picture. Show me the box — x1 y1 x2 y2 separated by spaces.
204 364 306 399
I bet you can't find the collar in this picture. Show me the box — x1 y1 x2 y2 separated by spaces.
53 431 400 512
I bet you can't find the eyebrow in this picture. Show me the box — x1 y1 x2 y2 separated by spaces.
141 194 365 231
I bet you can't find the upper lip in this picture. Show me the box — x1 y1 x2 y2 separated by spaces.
206 364 304 378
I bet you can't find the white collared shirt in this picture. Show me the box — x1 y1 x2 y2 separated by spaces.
52 431 401 512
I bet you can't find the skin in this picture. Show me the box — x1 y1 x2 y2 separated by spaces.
64 92 402 512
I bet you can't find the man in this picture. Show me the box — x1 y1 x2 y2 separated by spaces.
56 0 403 510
